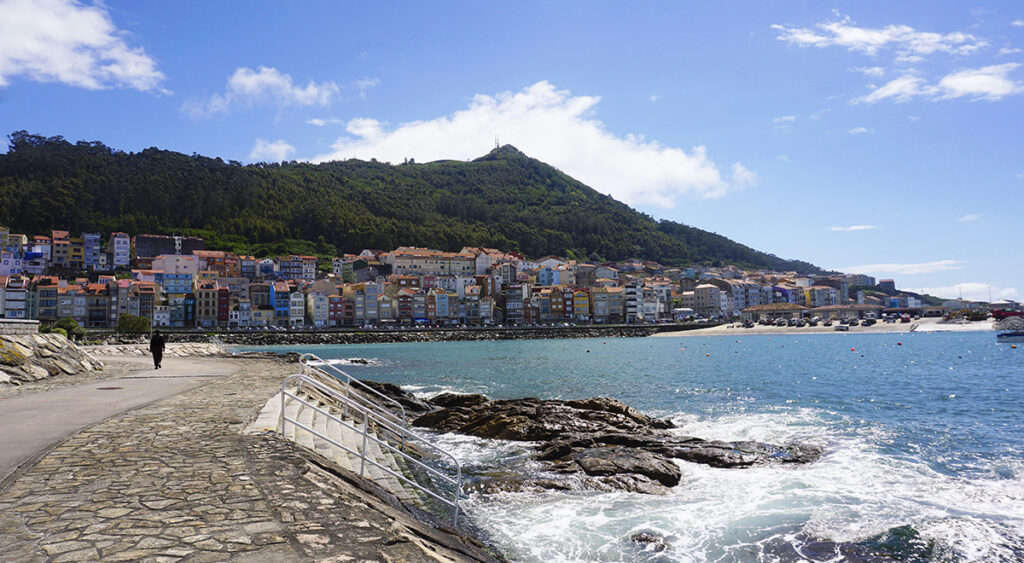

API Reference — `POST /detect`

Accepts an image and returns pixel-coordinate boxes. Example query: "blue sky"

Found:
[1,1,1021,301]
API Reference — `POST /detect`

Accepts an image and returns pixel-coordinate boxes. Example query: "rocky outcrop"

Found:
[0,334,102,385]
[84,342,230,358]
[362,386,824,495]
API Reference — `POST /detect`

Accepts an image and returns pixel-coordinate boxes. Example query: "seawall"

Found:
[87,323,716,346]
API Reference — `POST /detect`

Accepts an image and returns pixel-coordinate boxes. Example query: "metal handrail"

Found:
[299,353,407,429]
[283,374,461,485]
[280,373,463,525]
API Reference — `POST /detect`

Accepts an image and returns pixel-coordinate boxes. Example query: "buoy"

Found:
[897,342,902,346]
[1013,345,1018,349]
[706,354,710,357]
[851,348,855,352]
[586,350,590,353]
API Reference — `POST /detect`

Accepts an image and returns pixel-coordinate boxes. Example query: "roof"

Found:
[742,303,807,312]
[809,304,884,311]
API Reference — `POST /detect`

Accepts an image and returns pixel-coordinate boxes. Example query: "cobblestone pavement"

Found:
[0,358,502,562]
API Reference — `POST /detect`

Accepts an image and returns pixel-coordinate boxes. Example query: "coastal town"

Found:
[0,228,1016,330]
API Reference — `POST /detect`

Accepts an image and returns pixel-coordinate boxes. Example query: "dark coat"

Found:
[149,333,165,354]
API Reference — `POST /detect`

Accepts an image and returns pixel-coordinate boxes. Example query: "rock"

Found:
[0,342,28,366]
[429,393,488,409]
[630,531,668,552]
[25,364,50,380]
[0,369,11,384]
[572,446,681,487]
[405,388,824,495]
[412,408,471,431]
[356,381,434,413]
[564,397,674,430]
[660,439,823,468]
[0,334,101,385]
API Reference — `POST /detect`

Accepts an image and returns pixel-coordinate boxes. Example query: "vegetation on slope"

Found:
[0,131,824,272]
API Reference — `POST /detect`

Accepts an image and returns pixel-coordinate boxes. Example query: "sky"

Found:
[0,1,1021,302]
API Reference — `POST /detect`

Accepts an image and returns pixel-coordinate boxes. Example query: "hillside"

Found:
[0,131,825,272]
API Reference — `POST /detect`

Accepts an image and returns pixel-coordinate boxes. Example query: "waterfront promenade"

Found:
[0,351,499,562]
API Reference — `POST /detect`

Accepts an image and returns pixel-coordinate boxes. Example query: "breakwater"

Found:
[87,323,714,346]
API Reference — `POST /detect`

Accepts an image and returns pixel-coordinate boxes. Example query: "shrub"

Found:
[51,327,68,338]
[70,326,87,341]
[116,314,151,334]
[55,317,80,333]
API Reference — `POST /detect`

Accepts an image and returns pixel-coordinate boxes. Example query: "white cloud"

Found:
[907,115,920,121]
[830,224,881,232]
[649,94,661,102]
[937,63,1023,100]
[906,282,1018,301]
[1012,20,1024,27]
[855,64,1023,103]
[313,81,754,207]
[845,126,873,134]
[853,66,885,77]
[0,0,165,91]
[999,46,1022,56]
[772,114,797,131]
[355,77,379,99]
[773,14,985,58]
[855,74,930,103]
[776,154,790,162]
[181,66,339,118]
[249,138,295,162]
[843,259,962,275]
[957,213,982,222]
[307,117,345,127]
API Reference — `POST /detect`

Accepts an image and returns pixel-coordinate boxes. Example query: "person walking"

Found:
[149,330,165,369]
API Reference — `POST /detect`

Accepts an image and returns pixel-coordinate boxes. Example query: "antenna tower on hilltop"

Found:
[495,135,500,149]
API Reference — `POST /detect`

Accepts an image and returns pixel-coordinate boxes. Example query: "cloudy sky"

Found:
[1,1,1021,301]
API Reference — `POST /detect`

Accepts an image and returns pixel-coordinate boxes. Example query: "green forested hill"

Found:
[0,131,824,272]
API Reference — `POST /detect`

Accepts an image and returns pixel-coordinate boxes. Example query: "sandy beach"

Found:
[654,316,995,337]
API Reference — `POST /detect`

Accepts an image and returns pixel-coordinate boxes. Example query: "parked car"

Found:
[834,324,849,331]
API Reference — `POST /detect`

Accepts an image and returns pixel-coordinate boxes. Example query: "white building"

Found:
[289,292,306,327]
[305,292,329,327]
[109,233,131,268]
[153,305,171,327]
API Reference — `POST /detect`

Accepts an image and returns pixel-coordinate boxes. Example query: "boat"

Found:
[995,317,1024,342]
[997,331,1024,343]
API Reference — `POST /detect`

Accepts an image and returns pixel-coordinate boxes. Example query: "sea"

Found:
[241,330,1024,562]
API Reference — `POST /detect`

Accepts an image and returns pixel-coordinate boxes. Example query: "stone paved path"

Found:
[0,356,502,562]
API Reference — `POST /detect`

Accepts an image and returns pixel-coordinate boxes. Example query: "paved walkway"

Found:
[0,355,501,562]
[0,357,237,486]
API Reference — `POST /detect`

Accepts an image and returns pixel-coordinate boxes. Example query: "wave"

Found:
[459,408,1024,562]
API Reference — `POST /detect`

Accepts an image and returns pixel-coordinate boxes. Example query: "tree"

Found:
[116,314,151,334]
[55,317,80,333]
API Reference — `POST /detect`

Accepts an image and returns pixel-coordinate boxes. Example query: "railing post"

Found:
[279,384,286,434]
[359,413,369,478]
[454,466,462,526]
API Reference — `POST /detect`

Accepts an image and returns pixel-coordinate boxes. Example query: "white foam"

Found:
[460,410,1024,562]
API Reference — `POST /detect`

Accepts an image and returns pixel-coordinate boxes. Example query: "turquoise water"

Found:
[244,331,1024,561]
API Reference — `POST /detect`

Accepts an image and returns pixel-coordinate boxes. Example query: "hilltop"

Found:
[0,131,824,272]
